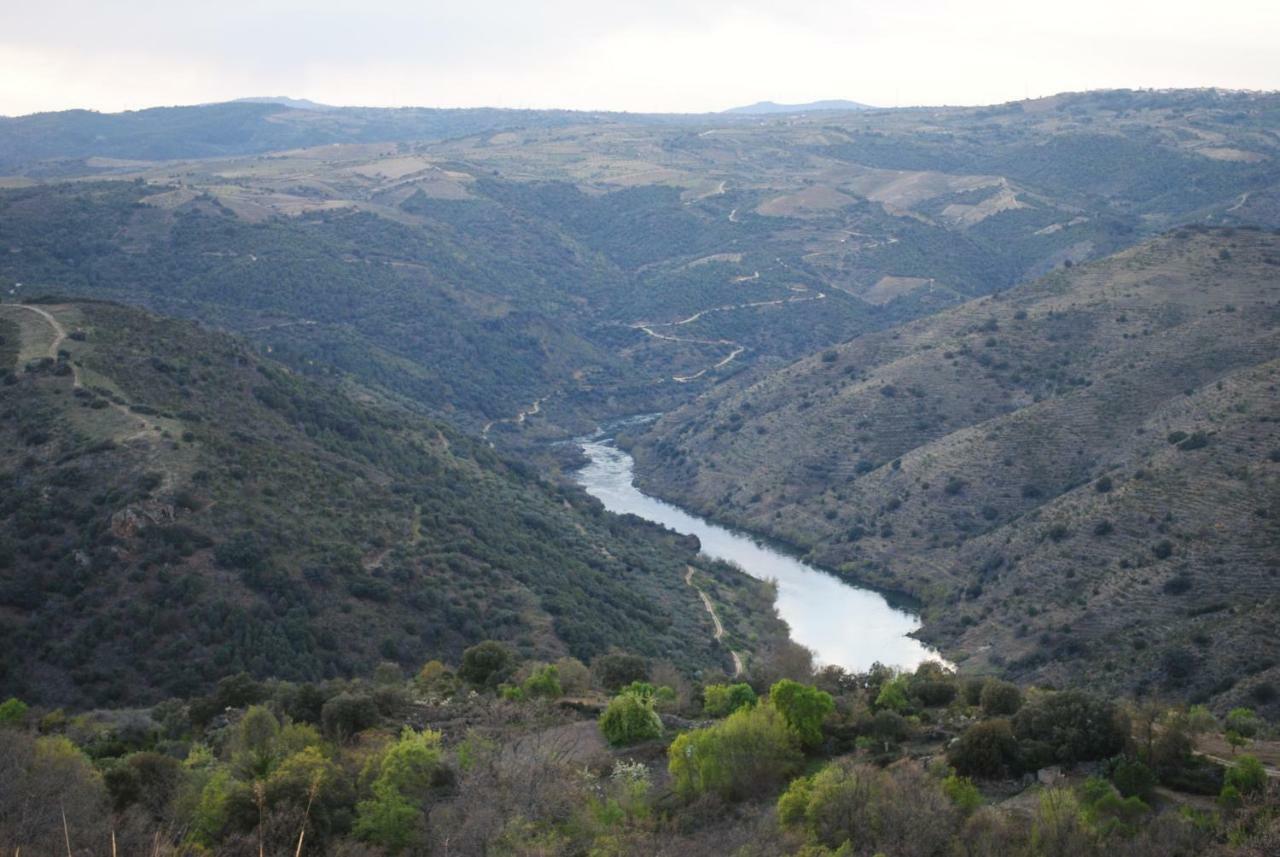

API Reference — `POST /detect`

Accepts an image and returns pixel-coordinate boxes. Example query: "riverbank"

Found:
[575,435,944,673]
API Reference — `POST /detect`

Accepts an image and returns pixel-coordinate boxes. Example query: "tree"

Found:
[979,680,1022,716]
[1224,707,1259,755]
[874,675,910,713]
[770,680,835,749]
[592,652,649,692]
[668,703,802,801]
[1111,757,1156,800]
[702,682,757,717]
[321,692,379,742]
[459,640,514,687]
[1011,691,1128,765]
[0,697,28,726]
[520,664,563,699]
[599,692,662,746]
[1030,788,1098,857]
[354,728,446,852]
[948,719,1019,778]
[231,705,281,779]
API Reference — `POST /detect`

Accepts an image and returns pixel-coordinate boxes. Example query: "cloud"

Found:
[1,0,1277,115]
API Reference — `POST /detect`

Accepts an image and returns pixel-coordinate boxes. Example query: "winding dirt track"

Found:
[630,287,826,383]
[685,566,744,677]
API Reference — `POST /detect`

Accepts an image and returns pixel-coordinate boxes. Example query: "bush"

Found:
[769,680,835,749]
[0,697,29,725]
[979,680,1022,716]
[943,774,983,814]
[520,664,562,699]
[948,719,1019,778]
[913,679,958,708]
[321,692,379,741]
[592,652,649,691]
[779,760,959,853]
[1111,757,1156,800]
[668,703,802,801]
[599,692,662,746]
[1012,690,1128,765]
[458,640,514,687]
[702,682,757,717]
[1225,755,1266,796]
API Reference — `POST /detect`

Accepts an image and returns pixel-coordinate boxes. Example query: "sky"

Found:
[2,0,1278,116]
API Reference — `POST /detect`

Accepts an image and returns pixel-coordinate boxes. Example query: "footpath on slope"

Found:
[684,566,744,677]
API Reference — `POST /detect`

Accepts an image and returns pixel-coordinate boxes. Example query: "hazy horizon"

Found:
[3,0,1279,117]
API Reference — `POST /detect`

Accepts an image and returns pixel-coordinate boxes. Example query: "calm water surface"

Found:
[575,432,942,672]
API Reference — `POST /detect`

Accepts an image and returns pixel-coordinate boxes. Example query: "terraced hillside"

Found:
[0,300,777,706]
[631,227,1280,713]
[2,90,1277,438]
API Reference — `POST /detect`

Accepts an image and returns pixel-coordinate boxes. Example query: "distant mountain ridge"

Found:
[724,99,875,114]
[230,95,335,111]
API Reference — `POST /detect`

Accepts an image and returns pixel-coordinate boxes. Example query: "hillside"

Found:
[0,299,778,707]
[1,89,1276,440]
[631,227,1280,713]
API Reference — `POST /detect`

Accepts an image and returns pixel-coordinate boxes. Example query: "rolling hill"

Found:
[630,227,1280,713]
[0,299,776,706]
[1,90,1276,442]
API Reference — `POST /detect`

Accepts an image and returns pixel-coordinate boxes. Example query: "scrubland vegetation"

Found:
[2,645,1276,855]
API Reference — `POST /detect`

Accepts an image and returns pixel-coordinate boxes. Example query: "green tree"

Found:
[354,728,446,852]
[521,664,563,699]
[948,719,1019,778]
[1224,707,1259,755]
[230,705,281,779]
[0,697,28,725]
[668,703,802,801]
[1012,690,1128,765]
[702,682,757,717]
[770,680,835,749]
[874,675,910,713]
[458,640,514,687]
[979,680,1022,716]
[592,653,649,691]
[599,692,662,746]
[321,692,379,742]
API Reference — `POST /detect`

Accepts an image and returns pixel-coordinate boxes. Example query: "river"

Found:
[575,432,942,673]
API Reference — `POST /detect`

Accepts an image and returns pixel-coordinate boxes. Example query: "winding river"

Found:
[575,430,942,673]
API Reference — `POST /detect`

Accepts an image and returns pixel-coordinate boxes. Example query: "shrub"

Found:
[1012,690,1128,765]
[874,676,910,713]
[913,679,958,708]
[769,680,835,749]
[0,697,29,725]
[592,652,649,691]
[980,680,1022,716]
[779,760,959,853]
[599,692,662,746]
[948,719,1019,778]
[321,692,379,742]
[1224,756,1266,796]
[458,640,514,687]
[354,727,447,852]
[702,682,757,717]
[668,703,802,801]
[520,664,562,699]
[943,774,984,814]
[1112,757,1156,800]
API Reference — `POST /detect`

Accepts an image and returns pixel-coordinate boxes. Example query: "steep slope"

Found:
[0,300,770,707]
[632,227,1280,712]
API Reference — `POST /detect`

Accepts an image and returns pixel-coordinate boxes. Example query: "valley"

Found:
[1,85,1279,856]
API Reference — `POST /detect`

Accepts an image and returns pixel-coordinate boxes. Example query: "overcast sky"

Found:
[2,0,1278,116]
